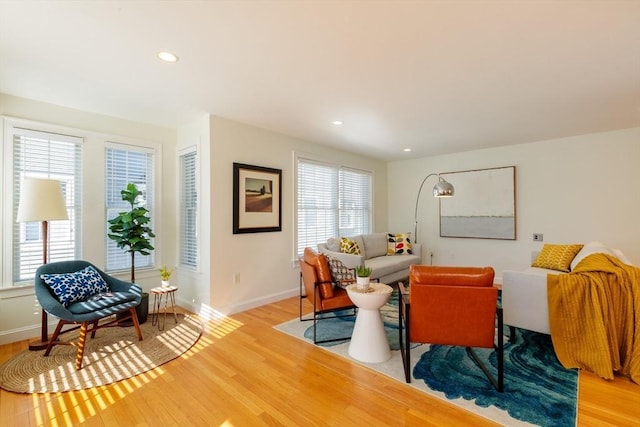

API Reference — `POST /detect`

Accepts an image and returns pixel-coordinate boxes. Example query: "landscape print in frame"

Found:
[233,162,282,234]
[439,166,516,239]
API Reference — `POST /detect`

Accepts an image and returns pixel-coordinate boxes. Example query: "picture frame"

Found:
[439,166,516,240]
[233,163,282,234]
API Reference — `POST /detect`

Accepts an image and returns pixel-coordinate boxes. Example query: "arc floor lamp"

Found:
[413,173,454,243]
[17,178,69,351]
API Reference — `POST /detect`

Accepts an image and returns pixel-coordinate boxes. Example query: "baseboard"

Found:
[176,288,299,319]
[1,290,299,345]
[0,321,57,346]
[0,301,154,346]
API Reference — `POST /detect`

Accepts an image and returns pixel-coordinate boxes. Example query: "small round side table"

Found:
[346,283,393,363]
[150,286,178,331]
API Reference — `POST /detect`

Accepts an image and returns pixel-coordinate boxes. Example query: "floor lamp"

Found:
[16,178,69,351]
[413,173,454,243]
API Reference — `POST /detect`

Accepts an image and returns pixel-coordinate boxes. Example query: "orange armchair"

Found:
[299,247,357,344]
[399,265,503,391]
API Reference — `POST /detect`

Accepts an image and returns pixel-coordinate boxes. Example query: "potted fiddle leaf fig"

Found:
[107,182,155,283]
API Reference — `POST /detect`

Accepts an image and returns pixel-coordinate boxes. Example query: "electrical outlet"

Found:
[233,273,240,284]
[533,233,543,242]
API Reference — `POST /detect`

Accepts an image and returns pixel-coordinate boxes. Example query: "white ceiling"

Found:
[1,1,639,160]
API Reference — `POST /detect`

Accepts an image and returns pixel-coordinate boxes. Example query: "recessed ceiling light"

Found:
[157,51,179,63]
[403,148,412,152]
[331,120,343,126]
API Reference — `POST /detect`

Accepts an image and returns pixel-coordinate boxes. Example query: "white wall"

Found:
[175,115,211,314]
[388,127,640,281]
[204,115,388,314]
[0,94,177,344]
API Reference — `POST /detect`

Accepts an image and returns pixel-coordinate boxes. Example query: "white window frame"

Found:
[295,154,373,259]
[2,119,83,289]
[179,147,198,269]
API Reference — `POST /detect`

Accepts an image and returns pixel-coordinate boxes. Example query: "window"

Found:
[179,149,198,268]
[105,144,155,272]
[12,128,82,283]
[296,158,372,256]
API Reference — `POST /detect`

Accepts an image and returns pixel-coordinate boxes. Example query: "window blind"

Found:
[179,150,198,268]
[296,158,372,257]
[12,128,82,282]
[339,168,372,237]
[105,144,155,272]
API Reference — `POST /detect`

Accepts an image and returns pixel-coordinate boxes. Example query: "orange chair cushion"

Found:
[320,287,353,311]
[303,247,334,299]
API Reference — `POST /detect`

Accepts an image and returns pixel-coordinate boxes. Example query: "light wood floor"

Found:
[1,297,639,426]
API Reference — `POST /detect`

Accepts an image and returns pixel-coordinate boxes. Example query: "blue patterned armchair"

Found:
[34,260,143,369]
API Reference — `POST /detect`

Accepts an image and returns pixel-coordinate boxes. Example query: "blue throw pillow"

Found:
[41,266,110,307]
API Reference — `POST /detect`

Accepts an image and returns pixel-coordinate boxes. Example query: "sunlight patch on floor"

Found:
[198,304,244,340]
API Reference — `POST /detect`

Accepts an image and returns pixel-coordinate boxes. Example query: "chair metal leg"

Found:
[467,308,505,392]
[497,308,504,392]
[299,272,306,321]
[399,296,411,383]
[299,272,357,345]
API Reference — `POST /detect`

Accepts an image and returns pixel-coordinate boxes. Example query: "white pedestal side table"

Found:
[346,283,393,363]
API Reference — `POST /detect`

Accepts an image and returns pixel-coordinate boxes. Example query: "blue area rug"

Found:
[275,292,578,427]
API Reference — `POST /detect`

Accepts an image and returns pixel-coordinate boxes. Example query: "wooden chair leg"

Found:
[130,308,143,341]
[90,319,99,338]
[75,322,89,370]
[44,321,65,356]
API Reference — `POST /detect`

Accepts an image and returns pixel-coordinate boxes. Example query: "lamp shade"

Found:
[16,178,69,222]
[433,178,454,197]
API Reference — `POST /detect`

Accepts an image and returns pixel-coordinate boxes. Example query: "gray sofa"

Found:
[317,232,422,284]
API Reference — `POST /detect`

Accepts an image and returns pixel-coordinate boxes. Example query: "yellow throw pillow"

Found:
[340,237,361,255]
[532,243,584,272]
[387,232,413,255]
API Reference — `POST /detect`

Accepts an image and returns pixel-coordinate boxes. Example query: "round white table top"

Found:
[346,282,392,295]
[346,283,393,310]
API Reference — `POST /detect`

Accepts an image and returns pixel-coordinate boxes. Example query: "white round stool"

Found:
[346,283,393,363]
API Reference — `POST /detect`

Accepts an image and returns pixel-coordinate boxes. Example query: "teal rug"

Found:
[275,293,578,427]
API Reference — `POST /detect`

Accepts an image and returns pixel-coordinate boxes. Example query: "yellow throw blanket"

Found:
[548,253,640,384]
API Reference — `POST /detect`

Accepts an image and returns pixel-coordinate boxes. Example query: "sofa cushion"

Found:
[304,247,334,299]
[353,235,366,257]
[362,233,388,259]
[326,237,341,252]
[532,243,583,272]
[40,265,110,307]
[387,232,413,255]
[366,253,421,279]
[340,237,362,255]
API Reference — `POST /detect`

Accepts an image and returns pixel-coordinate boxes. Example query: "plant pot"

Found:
[161,280,171,288]
[118,292,149,326]
[356,276,371,291]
